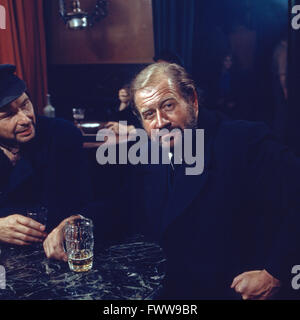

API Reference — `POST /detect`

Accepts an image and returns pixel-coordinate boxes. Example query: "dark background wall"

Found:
[45,0,154,64]
[46,63,147,120]
[192,0,288,125]
[43,0,154,121]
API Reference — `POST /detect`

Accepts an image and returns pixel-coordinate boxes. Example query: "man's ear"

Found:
[192,89,199,118]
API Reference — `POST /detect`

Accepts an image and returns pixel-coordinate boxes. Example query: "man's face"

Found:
[0,93,36,146]
[134,78,198,148]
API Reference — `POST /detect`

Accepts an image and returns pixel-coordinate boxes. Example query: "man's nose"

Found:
[17,110,31,125]
[154,109,170,129]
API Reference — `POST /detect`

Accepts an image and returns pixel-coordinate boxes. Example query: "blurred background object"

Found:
[59,0,108,30]
[43,93,56,118]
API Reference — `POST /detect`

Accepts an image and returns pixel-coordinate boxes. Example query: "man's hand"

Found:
[0,214,47,245]
[231,269,281,300]
[43,215,81,262]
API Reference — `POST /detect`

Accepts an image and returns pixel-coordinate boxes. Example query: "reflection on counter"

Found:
[0,235,166,300]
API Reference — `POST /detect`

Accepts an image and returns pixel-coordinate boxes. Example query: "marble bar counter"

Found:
[0,235,166,300]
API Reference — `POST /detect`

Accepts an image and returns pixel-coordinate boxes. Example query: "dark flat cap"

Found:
[0,64,26,109]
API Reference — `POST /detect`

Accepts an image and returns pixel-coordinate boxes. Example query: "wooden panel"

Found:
[47,0,154,64]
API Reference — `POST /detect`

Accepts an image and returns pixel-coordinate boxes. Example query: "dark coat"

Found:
[121,107,300,299]
[0,116,91,231]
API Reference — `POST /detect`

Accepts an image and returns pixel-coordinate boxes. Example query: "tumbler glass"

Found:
[64,217,94,272]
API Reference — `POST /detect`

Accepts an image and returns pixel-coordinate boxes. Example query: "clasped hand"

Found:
[231,269,281,300]
[0,214,47,245]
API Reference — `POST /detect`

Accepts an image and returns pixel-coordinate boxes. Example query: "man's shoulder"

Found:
[202,110,275,164]
[36,116,82,146]
[216,117,272,146]
[199,108,271,145]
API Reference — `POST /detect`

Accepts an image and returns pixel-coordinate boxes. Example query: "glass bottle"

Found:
[43,94,55,118]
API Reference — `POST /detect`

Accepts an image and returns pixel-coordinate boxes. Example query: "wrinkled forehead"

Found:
[135,78,180,105]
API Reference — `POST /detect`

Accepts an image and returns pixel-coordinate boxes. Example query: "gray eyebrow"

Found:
[141,107,153,113]
[141,97,176,114]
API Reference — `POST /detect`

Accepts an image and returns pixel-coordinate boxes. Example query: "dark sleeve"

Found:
[264,152,300,282]
[245,123,300,282]
[0,152,12,217]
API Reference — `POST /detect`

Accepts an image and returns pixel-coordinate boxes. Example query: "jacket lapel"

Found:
[160,108,221,236]
[140,162,169,221]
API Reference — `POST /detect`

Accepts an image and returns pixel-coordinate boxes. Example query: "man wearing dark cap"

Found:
[0,64,90,260]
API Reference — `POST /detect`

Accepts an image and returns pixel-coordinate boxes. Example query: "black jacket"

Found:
[119,107,300,299]
[0,116,91,231]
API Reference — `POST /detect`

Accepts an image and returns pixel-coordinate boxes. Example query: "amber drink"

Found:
[64,217,94,272]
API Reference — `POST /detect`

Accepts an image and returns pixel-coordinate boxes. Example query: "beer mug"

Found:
[64,217,94,272]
